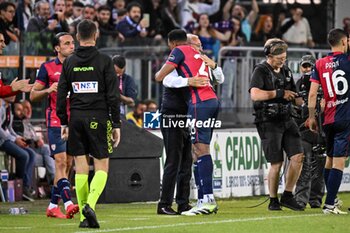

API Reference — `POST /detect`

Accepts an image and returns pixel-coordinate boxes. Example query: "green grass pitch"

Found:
[0,193,349,233]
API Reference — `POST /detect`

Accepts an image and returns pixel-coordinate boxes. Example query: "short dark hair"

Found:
[126,2,142,13]
[327,28,348,47]
[98,5,111,13]
[52,32,71,48]
[168,29,187,43]
[77,19,97,41]
[73,1,84,8]
[112,55,126,69]
[0,2,15,11]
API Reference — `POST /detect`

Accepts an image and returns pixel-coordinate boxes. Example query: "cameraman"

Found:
[294,55,326,209]
[249,38,304,211]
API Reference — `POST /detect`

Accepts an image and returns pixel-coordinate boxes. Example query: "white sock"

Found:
[48,203,58,210]
[64,200,73,210]
[203,194,215,203]
[324,204,334,209]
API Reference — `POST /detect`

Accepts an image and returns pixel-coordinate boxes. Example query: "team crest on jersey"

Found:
[72,82,98,93]
[51,144,56,151]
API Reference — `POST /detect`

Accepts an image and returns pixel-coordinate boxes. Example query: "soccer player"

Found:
[56,19,121,228]
[155,29,222,215]
[308,28,350,214]
[0,32,32,97]
[30,32,79,219]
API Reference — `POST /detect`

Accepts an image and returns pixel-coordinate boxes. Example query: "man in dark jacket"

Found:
[112,54,137,116]
[57,19,121,228]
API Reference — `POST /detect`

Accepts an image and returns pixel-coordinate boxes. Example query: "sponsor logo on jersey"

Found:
[168,54,175,61]
[72,81,98,93]
[73,66,94,72]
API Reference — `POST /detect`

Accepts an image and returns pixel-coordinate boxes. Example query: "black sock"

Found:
[283,190,293,198]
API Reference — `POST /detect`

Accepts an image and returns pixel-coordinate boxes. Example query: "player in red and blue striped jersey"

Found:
[308,28,350,214]
[30,32,79,219]
[156,30,223,215]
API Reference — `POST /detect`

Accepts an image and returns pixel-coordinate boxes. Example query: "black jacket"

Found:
[57,46,121,128]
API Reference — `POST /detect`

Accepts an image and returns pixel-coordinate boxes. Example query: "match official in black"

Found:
[249,38,304,211]
[57,19,121,228]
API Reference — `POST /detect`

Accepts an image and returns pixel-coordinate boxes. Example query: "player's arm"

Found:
[30,82,57,102]
[30,64,55,102]
[155,63,175,82]
[307,82,319,120]
[163,69,208,88]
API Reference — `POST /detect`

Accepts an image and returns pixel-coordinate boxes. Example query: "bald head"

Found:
[187,34,202,52]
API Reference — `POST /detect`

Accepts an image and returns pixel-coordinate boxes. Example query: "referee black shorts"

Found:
[256,119,303,163]
[68,114,113,159]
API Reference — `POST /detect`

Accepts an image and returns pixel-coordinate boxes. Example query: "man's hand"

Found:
[200,54,216,69]
[283,90,298,101]
[15,137,27,148]
[48,82,58,93]
[307,117,318,133]
[61,126,69,141]
[112,128,121,148]
[10,78,30,92]
[188,76,209,87]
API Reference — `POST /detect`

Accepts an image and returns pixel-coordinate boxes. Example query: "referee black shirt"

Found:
[57,46,121,128]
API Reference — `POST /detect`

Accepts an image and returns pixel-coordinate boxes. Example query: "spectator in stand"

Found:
[108,0,126,26]
[112,55,137,117]
[116,2,148,41]
[70,5,96,34]
[343,17,350,36]
[143,0,163,40]
[15,0,34,31]
[64,0,74,25]
[126,101,146,128]
[97,5,124,48]
[193,13,230,59]
[251,14,275,46]
[222,0,259,43]
[178,0,220,29]
[13,101,55,185]
[160,0,180,39]
[144,99,157,112]
[224,16,246,48]
[0,2,19,45]
[27,0,68,55]
[72,1,84,21]
[52,0,70,33]
[282,6,315,48]
[0,97,36,202]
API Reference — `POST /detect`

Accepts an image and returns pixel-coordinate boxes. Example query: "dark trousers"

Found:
[295,140,326,207]
[159,126,192,207]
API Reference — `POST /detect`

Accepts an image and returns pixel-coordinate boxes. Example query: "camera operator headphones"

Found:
[264,41,287,56]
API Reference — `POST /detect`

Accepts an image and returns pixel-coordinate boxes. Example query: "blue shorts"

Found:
[188,98,220,144]
[48,127,67,157]
[323,120,350,157]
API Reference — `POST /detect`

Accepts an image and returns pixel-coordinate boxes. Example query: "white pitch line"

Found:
[75,213,324,233]
[0,227,32,230]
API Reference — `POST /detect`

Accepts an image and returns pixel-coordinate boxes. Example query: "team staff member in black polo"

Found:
[249,38,304,211]
[57,19,121,228]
